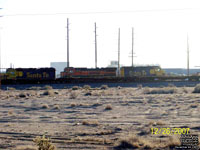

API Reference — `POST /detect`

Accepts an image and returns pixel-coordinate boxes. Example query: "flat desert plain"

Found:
[0,85,200,150]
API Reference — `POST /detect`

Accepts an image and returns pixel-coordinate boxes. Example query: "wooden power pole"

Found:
[187,34,189,76]
[67,18,69,68]
[95,22,97,68]
[132,27,134,67]
[118,28,120,77]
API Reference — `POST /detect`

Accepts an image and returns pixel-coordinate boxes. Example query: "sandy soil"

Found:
[0,85,200,150]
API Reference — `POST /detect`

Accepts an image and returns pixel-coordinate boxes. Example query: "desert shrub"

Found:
[167,136,181,149]
[92,91,101,96]
[182,87,189,93]
[43,85,53,90]
[114,135,152,149]
[144,87,177,94]
[69,92,78,99]
[100,84,108,90]
[82,120,99,126]
[43,90,54,96]
[19,93,27,98]
[41,104,49,109]
[27,86,41,90]
[83,85,91,90]
[33,135,56,150]
[7,87,16,90]
[70,103,76,107]
[72,86,79,90]
[148,120,166,126]
[84,92,92,96]
[8,110,14,115]
[53,104,60,110]
[114,135,180,149]
[193,84,200,93]
[143,87,150,94]
[190,103,198,108]
[137,84,143,89]
[168,83,176,87]
[105,104,112,110]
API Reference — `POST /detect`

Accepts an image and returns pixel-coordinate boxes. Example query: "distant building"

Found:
[107,61,123,68]
[50,62,68,77]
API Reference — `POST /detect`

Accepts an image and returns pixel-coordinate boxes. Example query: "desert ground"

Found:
[0,84,200,150]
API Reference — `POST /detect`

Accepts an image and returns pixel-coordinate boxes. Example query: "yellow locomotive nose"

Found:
[6,68,17,79]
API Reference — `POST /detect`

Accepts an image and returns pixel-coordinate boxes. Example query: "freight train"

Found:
[60,66,165,78]
[0,65,165,81]
[60,67,117,78]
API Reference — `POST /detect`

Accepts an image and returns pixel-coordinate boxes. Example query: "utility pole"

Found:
[0,28,1,90]
[131,27,134,67]
[187,34,189,76]
[0,10,2,90]
[118,28,120,77]
[67,18,69,68]
[94,22,97,68]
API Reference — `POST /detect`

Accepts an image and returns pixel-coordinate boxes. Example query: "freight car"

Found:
[60,67,117,78]
[5,68,56,80]
[120,66,165,77]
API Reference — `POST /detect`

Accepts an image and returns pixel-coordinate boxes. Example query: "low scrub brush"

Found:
[33,135,56,150]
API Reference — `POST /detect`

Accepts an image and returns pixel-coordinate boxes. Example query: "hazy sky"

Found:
[1,0,200,69]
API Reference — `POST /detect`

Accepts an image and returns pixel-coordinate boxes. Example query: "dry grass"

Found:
[15,145,37,150]
[71,136,112,145]
[114,135,181,149]
[82,120,99,126]
[148,120,166,126]
[167,136,181,149]
[33,135,56,150]
[143,87,177,94]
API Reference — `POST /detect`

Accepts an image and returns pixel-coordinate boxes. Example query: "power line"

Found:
[2,8,200,17]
